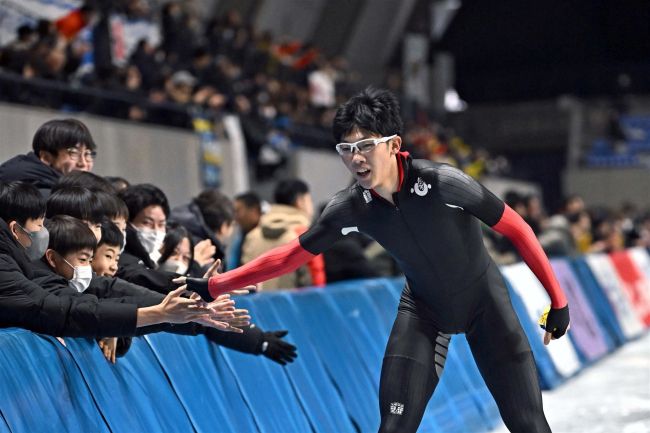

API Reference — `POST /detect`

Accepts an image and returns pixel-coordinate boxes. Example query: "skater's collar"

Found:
[369,151,410,200]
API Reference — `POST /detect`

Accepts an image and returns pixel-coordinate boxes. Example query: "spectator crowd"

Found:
[0,1,505,180]
[0,118,297,365]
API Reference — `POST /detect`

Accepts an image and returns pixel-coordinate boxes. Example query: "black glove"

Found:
[115,337,133,358]
[260,330,297,366]
[185,277,211,301]
[541,305,570,339]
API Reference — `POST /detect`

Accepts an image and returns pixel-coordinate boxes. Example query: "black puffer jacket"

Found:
[0,218,138,337]
[0,152,61,194]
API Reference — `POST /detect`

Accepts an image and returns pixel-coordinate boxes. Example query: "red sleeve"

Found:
[294,226,326,287]
[492,205,568,308]
[208,238,314,297]
[307,254,327,287]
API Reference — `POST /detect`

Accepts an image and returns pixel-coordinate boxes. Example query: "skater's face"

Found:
[338,128,401,190]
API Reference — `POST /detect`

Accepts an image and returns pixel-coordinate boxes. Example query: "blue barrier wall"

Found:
[0,252,649,433]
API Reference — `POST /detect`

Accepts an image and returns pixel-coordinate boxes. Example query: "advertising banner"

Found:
[627,247,650,285]
[501,263,581,378]
[608,251,650,326]
[550,259,609,361]
[585,254,644,338]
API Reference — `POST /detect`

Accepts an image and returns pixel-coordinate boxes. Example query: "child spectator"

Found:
[92,220,124,277]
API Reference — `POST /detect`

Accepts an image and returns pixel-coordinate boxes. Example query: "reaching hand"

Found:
[539,304,570,345]
[194,239,217,267]
[98,337,118,364]
[189,291,251,333]
[202,259,222,278]
[158,285,213,324]
[261,330,297,366]
[174,259,256,301]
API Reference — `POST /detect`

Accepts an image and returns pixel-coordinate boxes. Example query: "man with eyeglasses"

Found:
[180,87,570,433]
[0,118,97,195]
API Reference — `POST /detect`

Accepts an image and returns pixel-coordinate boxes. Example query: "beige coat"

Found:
[242,204,313,291]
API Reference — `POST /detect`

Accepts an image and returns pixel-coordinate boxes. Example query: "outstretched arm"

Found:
[492,205,567,308]
[182,191,352,300]
[190,238,315,299]
[491,205,570,345]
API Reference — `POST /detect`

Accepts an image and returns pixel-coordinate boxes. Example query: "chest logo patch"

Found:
[410,177,432,197]
[362,190,372,203]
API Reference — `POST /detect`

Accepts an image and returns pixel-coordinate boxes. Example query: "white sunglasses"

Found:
[335,134,397,156]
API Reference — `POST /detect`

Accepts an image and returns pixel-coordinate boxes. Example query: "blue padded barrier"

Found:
[111,337,197,430]
[252,293,358,433]
[322,287,386,383]
[144,332,259,433]
[325,280,392,352]
[364,278,401,331]
[215,296,314,433]
[62,336,194,433]
[3,247,650,433]
[0,330,108,433]
[0,412,10,433]
[287,290,380,432]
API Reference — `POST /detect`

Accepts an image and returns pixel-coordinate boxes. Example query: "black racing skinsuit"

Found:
[300,154,551,433]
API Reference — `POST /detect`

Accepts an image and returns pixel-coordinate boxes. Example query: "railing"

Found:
[0,71,334,148]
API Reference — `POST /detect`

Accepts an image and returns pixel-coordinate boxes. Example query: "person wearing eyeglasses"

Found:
[179,87,570,433]
[0,118,97,195]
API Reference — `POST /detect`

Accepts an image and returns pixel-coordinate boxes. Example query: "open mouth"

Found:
[356,168,371,179]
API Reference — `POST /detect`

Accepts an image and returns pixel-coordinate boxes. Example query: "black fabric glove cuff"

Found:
[185,277,211,301]
[546,304,570,339]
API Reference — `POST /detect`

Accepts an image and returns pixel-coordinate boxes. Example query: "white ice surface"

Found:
[492,332,650,433]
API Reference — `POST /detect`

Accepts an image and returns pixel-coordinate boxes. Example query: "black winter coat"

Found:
[0,152,61,194]
[0,218,138,337]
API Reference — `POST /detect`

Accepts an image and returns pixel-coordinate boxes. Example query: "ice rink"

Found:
[493,332,650,433]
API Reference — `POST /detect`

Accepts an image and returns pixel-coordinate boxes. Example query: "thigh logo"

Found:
[389,402,404,415]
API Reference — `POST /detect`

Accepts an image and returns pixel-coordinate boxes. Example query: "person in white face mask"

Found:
[41,220,97,293]
[119,184,168,266]
[131,203,166,265]
[117,184,178,293]
[157,225,195,276]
